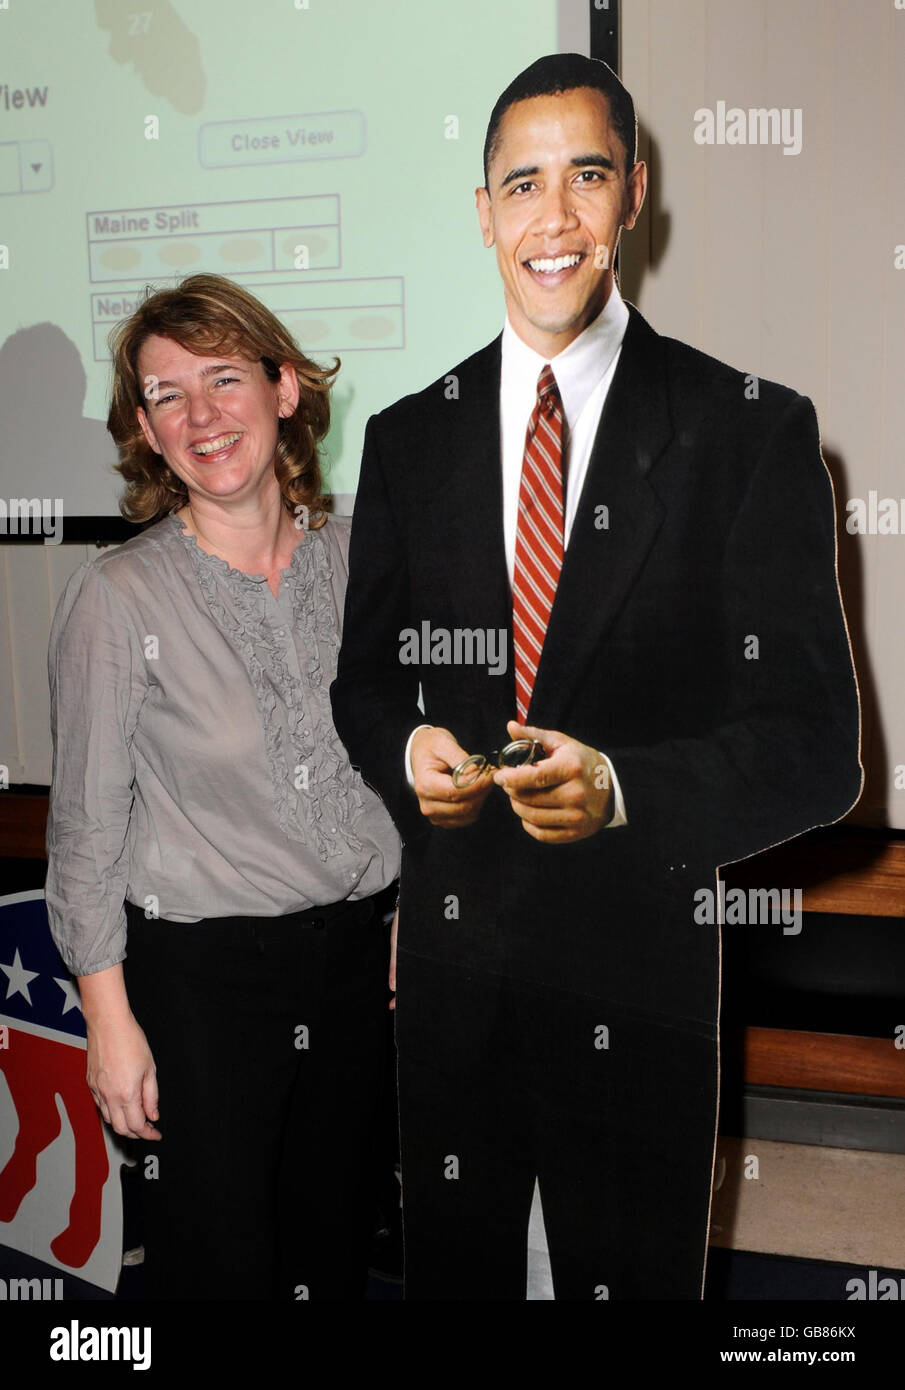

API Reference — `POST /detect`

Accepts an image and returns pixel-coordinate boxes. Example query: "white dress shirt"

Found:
[406,283,630,827]
[500,281,628,574]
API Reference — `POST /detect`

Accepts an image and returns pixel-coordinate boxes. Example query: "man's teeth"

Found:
[527,253,582,273]
[191,433,241,456]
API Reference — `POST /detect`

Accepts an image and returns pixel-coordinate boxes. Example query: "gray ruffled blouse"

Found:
[45,510,401,976]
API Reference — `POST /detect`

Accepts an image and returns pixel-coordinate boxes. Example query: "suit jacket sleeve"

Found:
[331,414,428,846]
[607,392,862,869]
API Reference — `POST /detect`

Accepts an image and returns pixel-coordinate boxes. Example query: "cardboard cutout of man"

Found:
[331,54,861,1300]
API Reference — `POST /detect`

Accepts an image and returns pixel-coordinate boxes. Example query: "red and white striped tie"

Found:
[512,364,564,722]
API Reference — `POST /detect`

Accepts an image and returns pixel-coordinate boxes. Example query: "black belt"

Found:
[125,880,398,931]
[284,880,398,930]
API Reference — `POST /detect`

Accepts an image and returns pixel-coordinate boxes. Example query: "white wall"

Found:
[621,0,905,827]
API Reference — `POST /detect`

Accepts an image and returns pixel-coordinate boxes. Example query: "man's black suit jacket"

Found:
[331,302,862,1029]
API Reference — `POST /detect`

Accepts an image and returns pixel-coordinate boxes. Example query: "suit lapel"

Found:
[527,304,674,729]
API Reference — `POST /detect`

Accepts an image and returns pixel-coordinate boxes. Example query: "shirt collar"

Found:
[501,280,630,428]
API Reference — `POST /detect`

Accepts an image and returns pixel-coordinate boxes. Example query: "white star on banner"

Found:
[1,948,39,1005]
[54,977,82,1015]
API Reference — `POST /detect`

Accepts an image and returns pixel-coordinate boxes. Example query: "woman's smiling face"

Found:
[135,335,299,507]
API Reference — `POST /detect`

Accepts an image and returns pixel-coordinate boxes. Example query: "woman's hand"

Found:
[86,1015,161,1140]
[389,906,398,1011]
[78,963,161,1140]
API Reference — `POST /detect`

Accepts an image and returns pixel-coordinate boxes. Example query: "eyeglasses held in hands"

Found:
[451,738,545,790]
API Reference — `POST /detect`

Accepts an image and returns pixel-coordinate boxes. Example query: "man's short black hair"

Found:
[482,53,637,188]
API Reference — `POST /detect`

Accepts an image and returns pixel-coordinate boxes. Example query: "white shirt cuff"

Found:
[405,724,433,789]
[597,753,628,827]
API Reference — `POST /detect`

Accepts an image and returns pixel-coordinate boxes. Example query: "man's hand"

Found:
[410,726,494,828]
[493,720,614,843]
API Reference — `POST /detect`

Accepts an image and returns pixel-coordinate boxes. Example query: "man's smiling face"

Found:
[476,86,646,357]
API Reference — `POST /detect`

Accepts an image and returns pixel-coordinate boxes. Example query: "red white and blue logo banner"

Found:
[0,891,126,1292]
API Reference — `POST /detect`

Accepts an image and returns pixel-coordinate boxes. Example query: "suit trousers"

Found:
[123,886,395,1300]
[395,949,719,1300]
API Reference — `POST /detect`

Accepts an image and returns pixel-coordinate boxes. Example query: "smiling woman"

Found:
[44,274,401,1301]
[133,339,298,528]
[107,273,333,532]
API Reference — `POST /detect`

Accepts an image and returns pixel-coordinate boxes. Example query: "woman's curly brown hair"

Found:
[107,273,338,525]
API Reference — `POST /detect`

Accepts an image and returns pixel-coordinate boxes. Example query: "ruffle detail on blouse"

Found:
[169,512,365,861]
